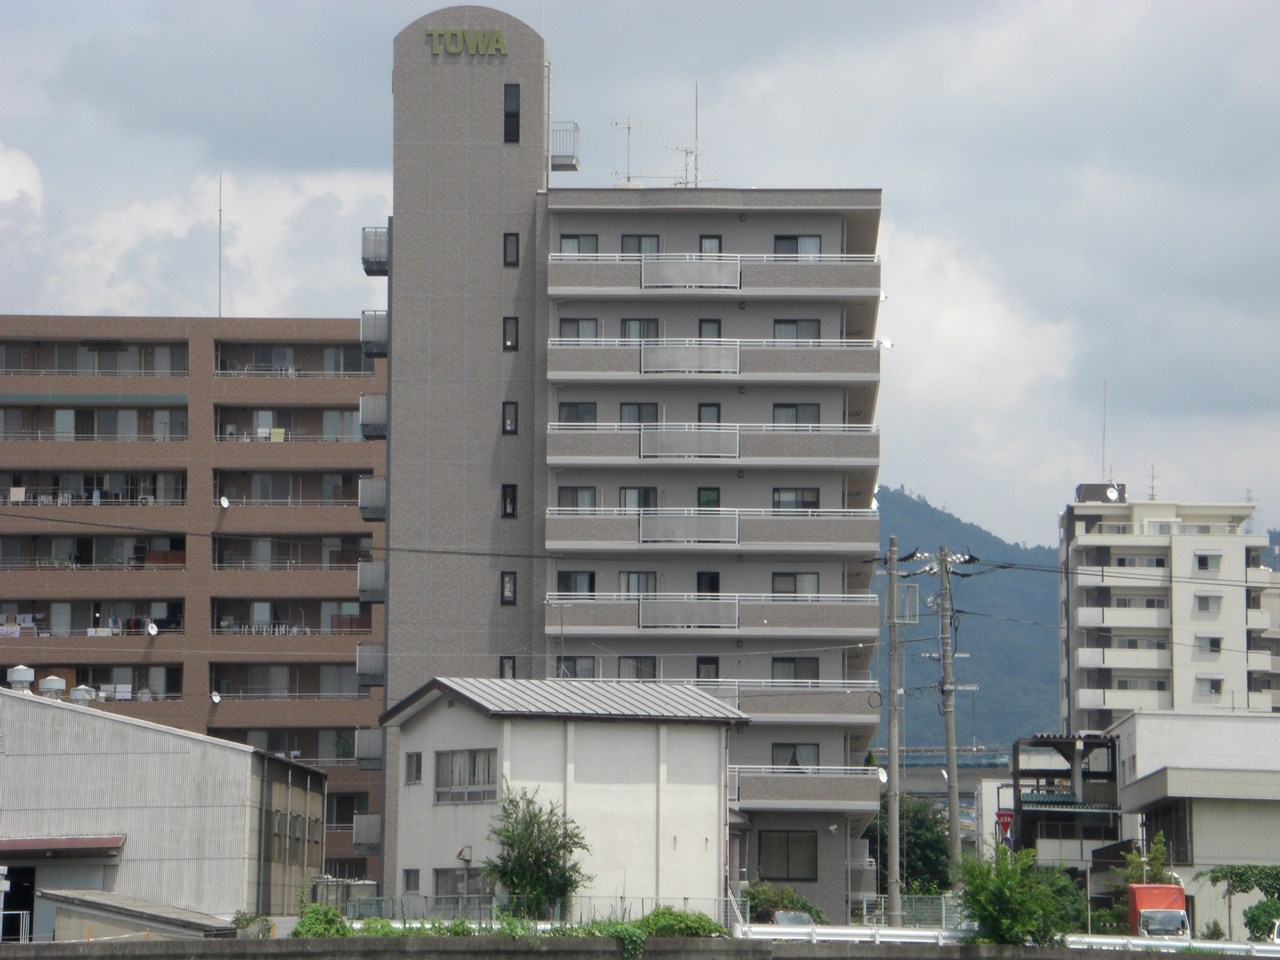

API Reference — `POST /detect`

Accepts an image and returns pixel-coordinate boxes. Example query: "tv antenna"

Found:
[611,116,652,184]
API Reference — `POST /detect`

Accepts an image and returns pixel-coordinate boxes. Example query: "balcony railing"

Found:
[213,430,362,442]
[362,227,389,276]
[212,560,361,571]
[551,120,580,171]
[361,310,388,357]
[729,764,881,809]
[0,431,186,442]
[545,592,878,633]
[548,252,880,292]
[2,488,184,507]
[213,364,373,378]
[545,507,877,549]
[546,422,878,462]
[0,367,188,378]
[547,337,881,379]
[211,620,371,636]
[209,496,357,507]
[0,558,185,572]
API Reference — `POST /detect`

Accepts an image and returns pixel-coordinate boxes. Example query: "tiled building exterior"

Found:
[371,7,884,919]
[0,314,387,882]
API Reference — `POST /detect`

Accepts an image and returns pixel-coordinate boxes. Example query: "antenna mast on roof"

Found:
[1148,464,1158,501]
[218,174,223,319]
[611,116,652,184]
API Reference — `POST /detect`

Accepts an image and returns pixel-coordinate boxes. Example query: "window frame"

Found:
[500,571,517,606]
[618,654,657,679]
[773,235,821,257]
[774,319,821,340]
[698,403,721,424]
[696,656,720,680]
[503,83,520,143]
[621,318,660,340]
[556,570,596,593]
[620,402,658,424]
[772,656,819,681]
[559,234,598,254]
[503,233,519,267]
[758,829,818,882]
[403,869,421,894]
[560,318,598,338]
[558,486,597,508]
[773,402,820,425]
[621,234,660,255]
[699,235,722,254]
[697,487,721,509]
[620,486,658,509]
[499,655,516,678]
[434,748,498,804]
[698,318,721,339]
[557,401,597,424]
[773,572,819,596]
[502,317,519,351]
[405,751,423,785]
[556,654,596,678]
[500,484,517,518]
[501,401,518,435]
[773,487,820,510]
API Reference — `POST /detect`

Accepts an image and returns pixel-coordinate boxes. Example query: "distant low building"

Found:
[0,684,325,941]
[382,677,744,921]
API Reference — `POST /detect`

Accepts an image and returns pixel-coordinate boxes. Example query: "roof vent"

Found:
[70,685,97,705]
[7,664,35,691]
[39,676,67,699]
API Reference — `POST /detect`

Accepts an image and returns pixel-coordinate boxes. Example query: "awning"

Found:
[0,836,124,857]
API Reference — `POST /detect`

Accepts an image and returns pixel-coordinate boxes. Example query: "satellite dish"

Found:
[210,691,222,704]
[219,495,230,509]
[1105,486,1119,502]
[878,767,888,784]
[870,496,879,511]
[146,622,159,637]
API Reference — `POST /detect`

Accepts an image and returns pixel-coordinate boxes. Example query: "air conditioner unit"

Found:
[138,495,155,506]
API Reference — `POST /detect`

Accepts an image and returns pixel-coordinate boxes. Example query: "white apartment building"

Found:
[1059,482,1273,734]
[363,6,884,921]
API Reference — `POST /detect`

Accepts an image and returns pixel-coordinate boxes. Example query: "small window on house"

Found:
[696,571,720,594]
[620,487,657,509]
[773,235,821,257]
[697,487,720,509]
[699,235,722,254]
[773,572,819,596]
[697,403,721,424]
[772,657,819,681]
[500,571,517,605]
[1198,635,1222,654]
[772,743,819,767]
[560,318,598,338]
[500,484,517,518]
[1196,553,1222,571]
[403,869,420,894]
[773,403,820,425]
[503,233,519,266]
[499,655,516,678]
[501,402,518,435]
[698,318,721,339]
[559,234,598,254]
[620,402,658,424]
[758,830,817,882]
[503,84,520,143]
[558,401,597,423]
[1197,595,1222,613]
[621,234,659,255]
[405,751,423,784]
[435,748,498,803]
[558,486,596,508]
[556,655,595,678]
[621,318,659,340]
[619,655,657,679]
[1199,677,1224,696]
[556,570,595,593]
[696,656,720,680]
[774,319,821,339]
[621,571,657,595]
[502,317,519,351]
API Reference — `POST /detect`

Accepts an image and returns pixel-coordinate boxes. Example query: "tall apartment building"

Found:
[1059,482,1273,734]
[0,315,387,881]
[368,7,883,919]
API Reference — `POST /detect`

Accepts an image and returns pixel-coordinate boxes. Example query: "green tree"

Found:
[958,845,1085,945]
[1243,897,1280,942]
[1197,864,1259,940]
[742,879,828,925]
[289,902,351,938]
[482,786,592,919]
[1093,831,1175,934]
[862,791,951,894]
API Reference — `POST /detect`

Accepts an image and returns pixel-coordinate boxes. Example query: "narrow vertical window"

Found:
[500,484,517,518]
[502,317,519,350]
[503,233,519,266]
[504,84,520,143]
[502,402,518,435]
[500,571,517,605]
[499,656,516,678]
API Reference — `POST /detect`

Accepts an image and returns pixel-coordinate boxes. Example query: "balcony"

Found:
[1073,565,1170,589]
[545,507,877,555]
[358,476,387,521]
[1075,606,1171,630]
[352,813,382,854]
[359,394,387,439]
[360,310,388,357]
[544,592,878,638]
[548,253,880,299]
[546,422,878,468]
[1074,647,1171,671]
[356,643,385,686]
[358,560,386,602]
[1075,687,1172,711]
[663,678,879,724]
[550,120,580,172]
[728,764,880,812]
[362,227,389,276]
[355,728,384,770]
[546,337,881,383]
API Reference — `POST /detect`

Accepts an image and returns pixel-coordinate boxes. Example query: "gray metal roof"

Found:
[385,677,746,726]
[37,889,236,936]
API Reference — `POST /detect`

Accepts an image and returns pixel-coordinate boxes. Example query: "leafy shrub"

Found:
[957,845,1084,945]
[1244,898,1280,941]
[231,911,272,939]
[290,902,351,938]
[1200,920,1226,940]
[354,917,399,937]
[743,879,829,924]
[429,917,474,937]
[635,906,727,938]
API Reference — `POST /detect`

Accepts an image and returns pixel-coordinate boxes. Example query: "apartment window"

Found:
[696,571,720,594]
[435,866,494,899]
[500,484,517,518]
[500,572,517,606]
[620,487,658,509]
[773,487,820,510]
[405,751,423,785]
[773,572,819,596]
[1199,677,1224,697]
[773,235,821,257]
[503,83,520,143]
[696,656,720,680]
[558,486,597,508]
[774,319,821,339]
[1196,553,1222,571]
[1198,635,1222,654]
[621,318,659,340]
[620,402,658,424]
[699,235,722,254]
[560,318,598,338]
[772,743,819,767]
[499,656,516,678]
[772,656,819,681]
[697,487,720,509]
[559,234,598,254]
[557,570,595,593]
[501,402,518,435]
[403,869,420,894]
[698,318,721,338]
[773,403,820,425]
[621,571,657,595]
[1197,594,1222,613]
[558,401,597,423]
[503,233,519,266]
[758,830,817,882]
[621,234,659,255]
[698,403,721,424]
[502,317,519,350]
[556,655,595,678]
[325,792,369,828]
[435,748,497,803]
[619,655,657,679]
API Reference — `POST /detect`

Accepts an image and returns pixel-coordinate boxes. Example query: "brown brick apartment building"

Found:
[0,314,387,882]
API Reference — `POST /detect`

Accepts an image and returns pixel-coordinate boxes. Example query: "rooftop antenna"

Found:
[611,116,652,184]
[1148,464,1158,501]
[1101,380,1107,480]
[218,173,223,318]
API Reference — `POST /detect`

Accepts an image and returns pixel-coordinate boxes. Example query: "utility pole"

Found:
[939,544,961,865]
[886,537,902,927]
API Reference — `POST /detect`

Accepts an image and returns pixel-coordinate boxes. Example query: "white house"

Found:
[381,677,745,921]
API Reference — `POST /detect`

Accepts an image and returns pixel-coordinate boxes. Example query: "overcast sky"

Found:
[2,0,1276,548]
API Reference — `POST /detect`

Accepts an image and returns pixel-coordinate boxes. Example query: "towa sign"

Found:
[425,28,508,56]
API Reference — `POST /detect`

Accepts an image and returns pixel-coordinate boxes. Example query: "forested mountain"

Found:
[873,485,1061,749]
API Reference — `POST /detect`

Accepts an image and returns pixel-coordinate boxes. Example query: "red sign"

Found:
[995,810,1014,837]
